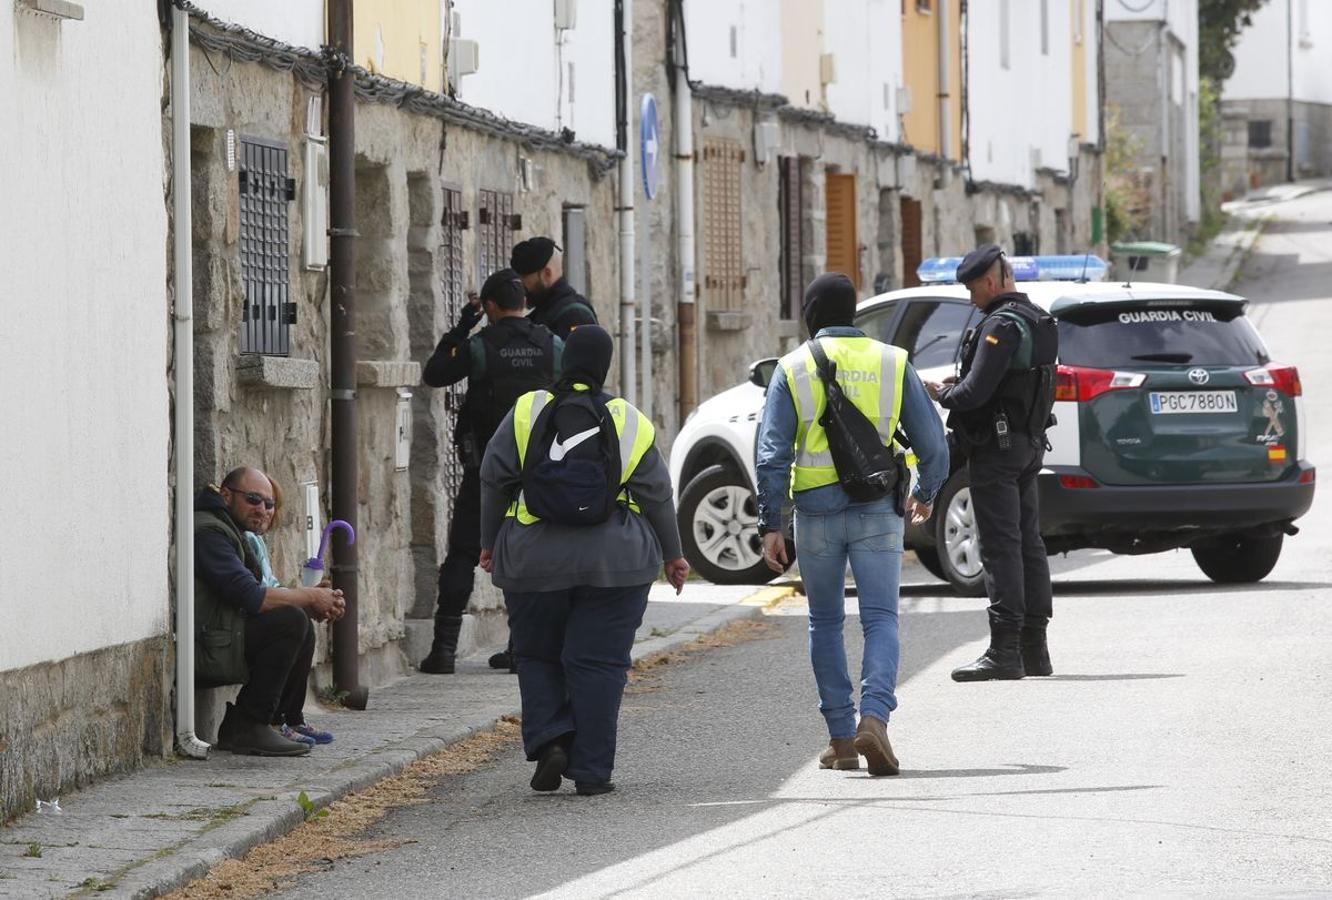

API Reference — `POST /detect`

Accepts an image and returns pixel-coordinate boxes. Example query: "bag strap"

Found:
[807,338,836,385]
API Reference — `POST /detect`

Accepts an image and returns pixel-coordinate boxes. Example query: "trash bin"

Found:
[1110,241,1182,284]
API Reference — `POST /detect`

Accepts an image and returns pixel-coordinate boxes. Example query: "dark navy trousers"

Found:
[504,583,650,785]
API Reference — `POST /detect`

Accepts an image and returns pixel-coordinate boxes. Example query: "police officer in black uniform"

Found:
[925,245,1059,682]
[511,236,598,339]
[418,268,562,674]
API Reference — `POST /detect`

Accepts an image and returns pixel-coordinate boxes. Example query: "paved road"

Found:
[279,193,1332,897]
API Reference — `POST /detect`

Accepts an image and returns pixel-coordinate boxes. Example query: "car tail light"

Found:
[1244,363,1302,397]
[1055,365,1147,402]
[1299,468,1315,484]
[1058,474,1100,490]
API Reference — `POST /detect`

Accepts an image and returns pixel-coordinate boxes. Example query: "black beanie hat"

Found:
[802,273,858,335]
[558,324,614,391]
[510,237,560,276]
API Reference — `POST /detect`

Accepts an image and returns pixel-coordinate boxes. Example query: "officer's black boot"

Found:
[488,638,517,674]
[1019,622,1053,677]
[951,622,1026,682]
[419,616,463,674]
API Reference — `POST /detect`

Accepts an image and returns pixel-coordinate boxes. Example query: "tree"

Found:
[1200,0,1269,83]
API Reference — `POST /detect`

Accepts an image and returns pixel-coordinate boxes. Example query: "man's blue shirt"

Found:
[755,326,950,533]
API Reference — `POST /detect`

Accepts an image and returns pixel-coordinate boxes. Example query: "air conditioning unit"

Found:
[554,0,578,30]
[754,118,780,166]
[819,52,837,85]
[450,39,480,81]
[896,85,912,114]
[303,138,329,270]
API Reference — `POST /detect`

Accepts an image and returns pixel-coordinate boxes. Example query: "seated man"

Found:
[195,467,345,757]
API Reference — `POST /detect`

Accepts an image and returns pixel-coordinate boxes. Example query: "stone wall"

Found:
[1104,19,1191,245]
[0,637,171,823]
[186,52,621,681]
[1220,97,1332,190]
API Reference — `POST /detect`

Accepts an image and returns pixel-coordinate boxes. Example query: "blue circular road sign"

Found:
[640,93,660,200]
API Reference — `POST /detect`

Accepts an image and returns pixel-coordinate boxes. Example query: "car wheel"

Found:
[1192,533,1283,584]
[678,465,781,585]
[912,546,947,582]
[934,470,988,597]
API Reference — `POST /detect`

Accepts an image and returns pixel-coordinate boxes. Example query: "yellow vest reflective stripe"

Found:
[781,337,908,495]
[507,389,656,524]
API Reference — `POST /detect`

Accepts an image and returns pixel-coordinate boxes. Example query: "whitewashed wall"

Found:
[0,3,170,670]
[683,0,782,94]
[967,0,1073,188]
[450,0,616,149]
[1226,0,1332,104]
[824,0,901,142]
[198,0,325,50]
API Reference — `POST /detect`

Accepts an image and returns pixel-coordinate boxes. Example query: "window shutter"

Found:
[825,173,859,289]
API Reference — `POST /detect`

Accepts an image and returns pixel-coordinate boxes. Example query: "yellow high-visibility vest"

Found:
[507,387,656,524]
[780,337,908,495]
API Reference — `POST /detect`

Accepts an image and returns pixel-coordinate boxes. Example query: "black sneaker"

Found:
[530,741,569,792]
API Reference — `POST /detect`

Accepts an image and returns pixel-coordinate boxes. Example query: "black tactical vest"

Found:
[954,295,1059,442]
[461,317,556,447]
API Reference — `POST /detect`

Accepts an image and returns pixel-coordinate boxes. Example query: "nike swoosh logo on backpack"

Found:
[549,426,601,462]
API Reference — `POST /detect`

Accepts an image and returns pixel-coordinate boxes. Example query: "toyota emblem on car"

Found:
[1188,368,1210,385]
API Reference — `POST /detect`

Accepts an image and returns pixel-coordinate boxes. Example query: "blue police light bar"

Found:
[916,254,1109,285]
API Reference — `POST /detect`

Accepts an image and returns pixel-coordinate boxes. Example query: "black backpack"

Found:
[808,340,907,508]
[519,391,623,526]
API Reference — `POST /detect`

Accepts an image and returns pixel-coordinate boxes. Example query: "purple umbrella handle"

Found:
[315,519,357,563]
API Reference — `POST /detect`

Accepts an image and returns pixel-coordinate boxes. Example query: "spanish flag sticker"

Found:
[1268,445,1287,463]
[985,334,1000,345]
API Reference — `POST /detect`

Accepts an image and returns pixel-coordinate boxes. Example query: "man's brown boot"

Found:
[818,738,859,770]
[853,715,899,776]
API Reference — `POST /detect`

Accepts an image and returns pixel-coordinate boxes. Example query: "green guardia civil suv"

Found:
[669,259,1315,594]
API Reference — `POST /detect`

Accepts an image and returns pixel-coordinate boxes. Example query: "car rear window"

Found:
[1057,305,1270,368]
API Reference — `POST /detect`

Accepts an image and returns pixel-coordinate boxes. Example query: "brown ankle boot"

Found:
[853,715,900,776]
[818,738,859,770]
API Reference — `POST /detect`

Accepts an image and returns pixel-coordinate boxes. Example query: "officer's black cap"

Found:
[480,268,526,309]
[956,243,1004,284]
[510,237,560,276]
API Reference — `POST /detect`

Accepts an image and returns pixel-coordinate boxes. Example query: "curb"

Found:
[116,591,785,899]
[1217,214,1269,291]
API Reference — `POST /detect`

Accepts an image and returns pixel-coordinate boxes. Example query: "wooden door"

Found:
[825,173,859,288]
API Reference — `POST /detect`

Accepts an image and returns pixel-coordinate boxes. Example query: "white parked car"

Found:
[669,256,1315,594]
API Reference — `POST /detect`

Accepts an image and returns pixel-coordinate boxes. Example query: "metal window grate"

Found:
[477,189,517,284]
[702,139,744,310]
[239,137,295,355]
[439,186,468,495]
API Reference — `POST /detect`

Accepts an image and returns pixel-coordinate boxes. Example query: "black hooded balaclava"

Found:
[557,324,614,392]
[802,273,858,336]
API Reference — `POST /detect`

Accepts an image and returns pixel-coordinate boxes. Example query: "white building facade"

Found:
[0,1,173,822]
[1222,0,1332,191]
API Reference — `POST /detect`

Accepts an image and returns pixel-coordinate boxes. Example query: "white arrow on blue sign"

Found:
[640,93,660,201]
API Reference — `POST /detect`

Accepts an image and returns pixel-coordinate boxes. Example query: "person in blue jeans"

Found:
[756,273,948,775]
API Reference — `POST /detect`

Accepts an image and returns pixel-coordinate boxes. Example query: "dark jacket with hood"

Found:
[527,278,597,340]
[193,488,266,685]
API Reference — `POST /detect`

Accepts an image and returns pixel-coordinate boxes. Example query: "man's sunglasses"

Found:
[228,489,275,510]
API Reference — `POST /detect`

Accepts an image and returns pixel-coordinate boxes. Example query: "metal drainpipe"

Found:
[171,2,209,760]
[328,0,368,711]
[937,0,951,171]
[617,0,637,401]
[671,1,697,421]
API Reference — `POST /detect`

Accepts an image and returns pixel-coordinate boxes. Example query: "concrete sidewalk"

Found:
[0,584,787,899]
[1177,213,1267,292]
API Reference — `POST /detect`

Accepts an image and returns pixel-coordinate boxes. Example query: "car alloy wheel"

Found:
[943,486,984,581]
[692,484,762,572]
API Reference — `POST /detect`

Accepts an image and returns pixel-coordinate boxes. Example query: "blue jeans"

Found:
[794,488,904,739]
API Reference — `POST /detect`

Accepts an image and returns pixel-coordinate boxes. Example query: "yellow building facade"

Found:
[900,0,962,160]
[353,0,444,92]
